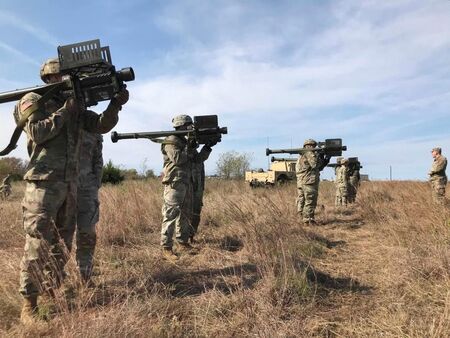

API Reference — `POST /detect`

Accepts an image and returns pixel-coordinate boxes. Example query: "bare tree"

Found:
[216,151,252,179]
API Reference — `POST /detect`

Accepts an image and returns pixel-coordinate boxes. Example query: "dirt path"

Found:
[303,207,403,336]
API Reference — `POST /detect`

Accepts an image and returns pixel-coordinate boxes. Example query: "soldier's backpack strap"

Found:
[0,84,63,156]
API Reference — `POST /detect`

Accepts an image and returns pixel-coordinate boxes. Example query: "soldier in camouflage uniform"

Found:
[296,139,330,225]
[17,58,128,324]
[428,147,447,205]
[0,174,12,200]
[160,115,197,260]
[347,160,361,203]
[335,158,349,207]
[190,141,215,243]
[76,131,103,283]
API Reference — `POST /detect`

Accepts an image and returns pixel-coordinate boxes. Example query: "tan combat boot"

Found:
[162,247,179,262]
[20,296,38,325]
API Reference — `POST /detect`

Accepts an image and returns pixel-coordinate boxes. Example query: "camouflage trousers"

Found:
[192,188,204,236]
[430,177,447,205]
[76,186,99,281]
[161,181,193,248]
[297,183,319,222]
[19,180,76,298]
[348,179,359,203]
[335,186,348,207]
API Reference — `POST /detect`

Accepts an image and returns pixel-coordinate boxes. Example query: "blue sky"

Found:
[0,0,450,179]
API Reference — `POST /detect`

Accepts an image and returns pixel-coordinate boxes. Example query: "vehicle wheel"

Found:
[276,176,287,186]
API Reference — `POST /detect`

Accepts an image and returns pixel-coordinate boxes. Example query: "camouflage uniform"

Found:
[160,135,194,248]
[429,151,447,204]
[348,164,360,203]
[0,174,12,199]
[335,162,349,207]
[296,142,327,223]
[76,131,103,281]
[191,145,212,238]
[18,91,125,299]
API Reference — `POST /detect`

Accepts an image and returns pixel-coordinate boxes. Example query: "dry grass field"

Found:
[1,179,450,337]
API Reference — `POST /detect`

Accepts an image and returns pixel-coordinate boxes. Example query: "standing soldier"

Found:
[335,158,349,208]
[348,159,361,203]
[190,141,215,243]
[296,139,330,225]
[17,58,128,324]
[76,131,103,284]
[428,147,447,205]
[0,173,12,200]
[160,115,197,261]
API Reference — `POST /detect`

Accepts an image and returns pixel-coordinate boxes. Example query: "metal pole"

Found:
[390,165,392,181]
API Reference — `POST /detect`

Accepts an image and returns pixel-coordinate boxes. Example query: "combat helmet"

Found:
[336,156,344,165]
[303,139,317,147]
[172,114,193,128]
[40,58,60,83]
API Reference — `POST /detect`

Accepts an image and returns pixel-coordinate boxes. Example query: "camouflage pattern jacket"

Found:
[296,151,326,185]
[18,92,120,182]
[335,165,348,188]
[161,135,192,185]
[429,155,447,182]
[78,131,103,189]
[192,145,212,192]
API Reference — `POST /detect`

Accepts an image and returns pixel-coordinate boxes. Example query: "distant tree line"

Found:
[102,160,157,185]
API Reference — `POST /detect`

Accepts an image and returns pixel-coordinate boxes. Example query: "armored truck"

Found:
[245,157,296,187]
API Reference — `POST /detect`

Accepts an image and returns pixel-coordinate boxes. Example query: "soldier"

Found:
[75,131,103,284]
[160,115,197,260]
[428,147,447,205]
[335,158,349,208]
[348,159,361,203]
[190,140,216,243]
[296,139,330,225]
[17,58,128,324]
[0,173,12,200]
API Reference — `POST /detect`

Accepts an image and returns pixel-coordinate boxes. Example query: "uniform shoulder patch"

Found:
[20,100,34,112]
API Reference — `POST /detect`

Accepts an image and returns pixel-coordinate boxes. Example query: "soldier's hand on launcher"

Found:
[112,87,129,106]
[205,140,218,147]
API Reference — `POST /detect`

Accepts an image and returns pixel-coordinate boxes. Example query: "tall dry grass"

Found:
[0,179,449,337]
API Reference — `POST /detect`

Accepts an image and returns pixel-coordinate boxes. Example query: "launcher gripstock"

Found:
[0,39,135,156]
[270,156,297,162]
[266,139,347,157]
[111,115,228,145]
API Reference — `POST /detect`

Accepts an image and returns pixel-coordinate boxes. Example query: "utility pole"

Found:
[389,165,392,181]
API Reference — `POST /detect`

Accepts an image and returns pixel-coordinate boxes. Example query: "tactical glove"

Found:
[112,88,129,106]
[205,140,218,147]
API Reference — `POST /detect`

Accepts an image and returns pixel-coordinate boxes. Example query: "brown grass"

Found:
[1,179,449,337]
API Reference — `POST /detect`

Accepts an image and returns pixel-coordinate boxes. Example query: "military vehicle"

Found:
[245,157,296,187]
